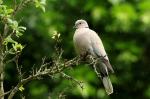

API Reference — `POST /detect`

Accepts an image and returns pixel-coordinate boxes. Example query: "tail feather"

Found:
[102,76,113,95]
[94,59,114,95]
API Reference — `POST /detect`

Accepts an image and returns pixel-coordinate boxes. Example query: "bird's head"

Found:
[74,19,89,29]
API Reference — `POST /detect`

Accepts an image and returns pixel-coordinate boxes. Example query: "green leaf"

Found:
[3,36,17,45]
[8,48,16,54]
[7,9,14,14]
[40,0,46,5]
[0,5,6,16]
[0,5,13,18]
[7,19,26,37]
[40,6,45,12]
[19,85,25,92]
[15,30,23,37]
[34,0,46,12]
[18,26,26,31]
[15,26,26,37]
[12,42,24,53]
[8,19,18,30]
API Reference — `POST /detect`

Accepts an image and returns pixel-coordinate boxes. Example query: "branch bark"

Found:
[12,0,33,17]
[8,57,80,99]
[0,24,8,99]
[0,48,4,99]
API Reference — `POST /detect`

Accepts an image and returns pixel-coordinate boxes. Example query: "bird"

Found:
[73,19,114,95]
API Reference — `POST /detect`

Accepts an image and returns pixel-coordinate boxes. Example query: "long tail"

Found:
[102,76,113,95]
[94,58,113,95]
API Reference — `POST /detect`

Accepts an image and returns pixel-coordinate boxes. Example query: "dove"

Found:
[73,19,114,95]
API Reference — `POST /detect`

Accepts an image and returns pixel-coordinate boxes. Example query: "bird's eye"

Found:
[79,23,81,24]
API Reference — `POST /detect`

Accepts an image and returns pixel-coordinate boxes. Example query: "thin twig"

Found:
[58,88,67,99]
[12,0,33,17]
[8,57,80,99]
[61,72,84,90]
[0,89,12,98]
[0,34,3,47]
[13,0,17,11]
[3,24,9,38]
[5,56,17,64]
[15,54,22,80]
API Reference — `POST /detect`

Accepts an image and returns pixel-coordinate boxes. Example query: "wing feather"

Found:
[89,30,114,73]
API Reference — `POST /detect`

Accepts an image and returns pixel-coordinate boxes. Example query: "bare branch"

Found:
[13,0,17,10]
[15,53,23,81]
[61,72,84,90]
[5,56,17,64]
[12,0,33,17]
[0,89,12,98]
[0,34,3,48]
[3,24,9,38]
[58,89,67,99]
[8,56,80,99]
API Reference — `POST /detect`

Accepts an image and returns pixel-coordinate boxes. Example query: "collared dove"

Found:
[73,19,114,95]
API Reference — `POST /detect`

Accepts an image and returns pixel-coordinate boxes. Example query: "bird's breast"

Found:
[73,29,91,55]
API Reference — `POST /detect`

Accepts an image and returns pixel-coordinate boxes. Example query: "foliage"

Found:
[0,0,150,99]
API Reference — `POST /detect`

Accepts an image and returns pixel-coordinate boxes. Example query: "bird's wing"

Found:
[89,30,114,73]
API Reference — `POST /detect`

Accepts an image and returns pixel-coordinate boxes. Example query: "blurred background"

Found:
[4,0,150,99]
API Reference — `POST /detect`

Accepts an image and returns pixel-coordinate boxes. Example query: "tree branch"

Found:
[12,0,33,17]
[61,72,84,89]
[0,89,12,98]
[8,56,80,99]
[0,34,2,45]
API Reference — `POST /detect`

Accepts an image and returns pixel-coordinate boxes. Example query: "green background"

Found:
[3,0,150,99]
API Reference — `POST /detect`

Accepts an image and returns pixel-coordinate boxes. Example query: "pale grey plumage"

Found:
[73,19,114,95]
